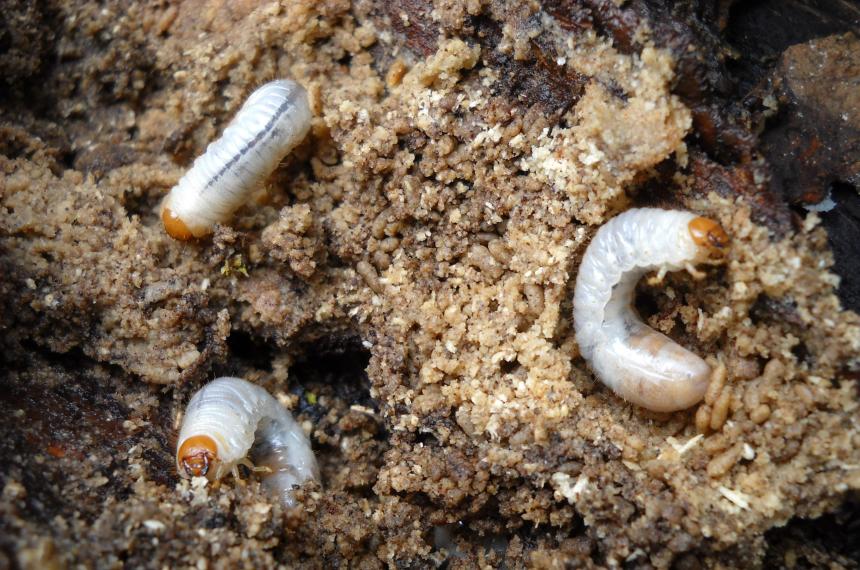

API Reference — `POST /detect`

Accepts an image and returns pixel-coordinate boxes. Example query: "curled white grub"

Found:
[161,80,312,240]
[573,208,730,412]
[176,377,318,507]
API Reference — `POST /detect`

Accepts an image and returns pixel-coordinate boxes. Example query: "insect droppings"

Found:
[161,79,312,240]
[176,376,319,507]
[572,208,730,412]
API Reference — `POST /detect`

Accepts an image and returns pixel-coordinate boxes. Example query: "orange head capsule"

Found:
[178,435,218,477]
[161,206,196,241]
[689,217,730,259]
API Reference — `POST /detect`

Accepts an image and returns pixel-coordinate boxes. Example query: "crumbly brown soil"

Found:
[1,1,859,568]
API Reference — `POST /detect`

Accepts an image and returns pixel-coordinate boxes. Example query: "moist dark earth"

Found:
[1,1,859,568]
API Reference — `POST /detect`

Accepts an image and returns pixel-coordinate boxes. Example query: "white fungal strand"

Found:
[161,80,312,240]
[573,208,730,412]
[176,377,319,507]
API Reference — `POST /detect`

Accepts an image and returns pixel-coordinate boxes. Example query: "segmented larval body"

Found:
[573,208,729,412]
[176,377,318,507]
[161,79,312,240]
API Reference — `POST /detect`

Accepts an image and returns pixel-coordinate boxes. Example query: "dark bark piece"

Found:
[472,15,588,115]
[761,32,860,206]
[726,0,860,95]
[754,31,860,312]
[689,150,793,231]
[375,0,439,57]
[373,0,590,115]
[542,0,753,160]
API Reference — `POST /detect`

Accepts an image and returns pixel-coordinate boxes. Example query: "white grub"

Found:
[573,208,730,412]
[176,377,319,507]
[161,80,312,240]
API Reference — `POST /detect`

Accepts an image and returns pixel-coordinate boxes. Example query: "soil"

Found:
[1,1,859,568]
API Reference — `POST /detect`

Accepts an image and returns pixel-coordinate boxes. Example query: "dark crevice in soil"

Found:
[820,183,860,313]
[225,329,277,374]
[763,497,860,566]
[290,332,376,412]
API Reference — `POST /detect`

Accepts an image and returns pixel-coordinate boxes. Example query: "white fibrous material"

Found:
[176,377,319,507]
[573,208,730,412]
[161,80,312,239]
